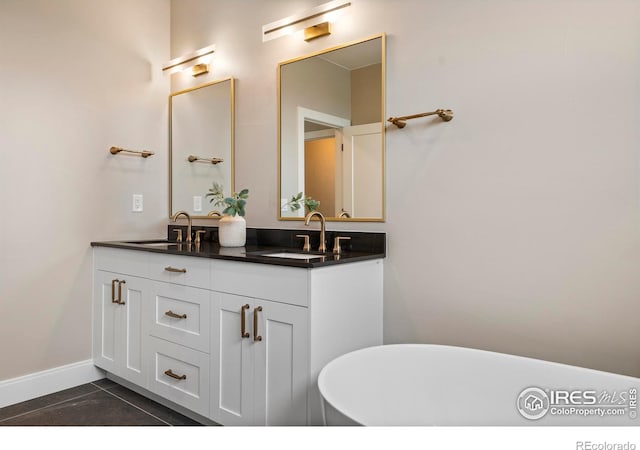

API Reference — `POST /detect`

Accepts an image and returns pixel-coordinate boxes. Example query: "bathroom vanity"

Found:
[91,229,384,425]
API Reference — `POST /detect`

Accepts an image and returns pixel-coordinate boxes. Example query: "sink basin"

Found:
[124,240,180,248]
[259,252,325,260]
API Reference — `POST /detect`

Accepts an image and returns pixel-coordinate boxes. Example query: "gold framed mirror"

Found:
[278,34,385,222]
[169,77,235,219]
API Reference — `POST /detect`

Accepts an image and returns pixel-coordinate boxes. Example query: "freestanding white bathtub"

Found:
[317,344,640,426]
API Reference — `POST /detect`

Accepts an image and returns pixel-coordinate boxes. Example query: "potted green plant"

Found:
[285,192,320,215]
[206,182,249,247]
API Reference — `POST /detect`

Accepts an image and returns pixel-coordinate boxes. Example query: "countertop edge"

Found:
[91,241,385,269]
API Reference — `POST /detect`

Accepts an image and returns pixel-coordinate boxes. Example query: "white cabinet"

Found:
[92,270,146,386]
[253,297,308,426]
[211,292,308,425]
[92,246,383,425]
[208,258,382,425]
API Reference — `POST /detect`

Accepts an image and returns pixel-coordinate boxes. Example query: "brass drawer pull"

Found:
[164,266,187,273]
[164,369,187,380]
[111,279,119,303]
[165,310,187,319]
[115,280,126,305]
[253,306,263,342]
[240,304,250,338]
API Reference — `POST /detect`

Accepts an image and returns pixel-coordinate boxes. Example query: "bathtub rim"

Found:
[317,343,640,426]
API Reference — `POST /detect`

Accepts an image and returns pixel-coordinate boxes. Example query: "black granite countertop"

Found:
[91,227,386,269]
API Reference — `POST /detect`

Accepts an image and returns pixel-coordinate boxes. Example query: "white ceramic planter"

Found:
[218,215,246,247]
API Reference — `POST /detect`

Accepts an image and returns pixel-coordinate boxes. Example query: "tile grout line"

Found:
[0,387,102,424]
[98,385,173,426]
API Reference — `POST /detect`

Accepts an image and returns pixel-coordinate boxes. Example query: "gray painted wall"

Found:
[2,0,638,382]
[171,0,640,377]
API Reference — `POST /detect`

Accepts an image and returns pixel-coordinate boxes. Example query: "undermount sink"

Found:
[124,240,180,247]
[259,252,325,260]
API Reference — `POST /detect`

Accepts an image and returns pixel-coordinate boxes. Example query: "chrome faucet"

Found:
[304,211,327,252]
[171,210,192,243]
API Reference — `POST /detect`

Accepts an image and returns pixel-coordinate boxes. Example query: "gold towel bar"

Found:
[188,155,224,164]
[388,109,453,128]
[109,146,154,158]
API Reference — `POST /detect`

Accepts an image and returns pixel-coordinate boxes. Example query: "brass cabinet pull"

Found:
[164,266,187,273]
[164,369,186,380]
[165,310,187,319]
[115,280,126,305]
[240,304,250,338]
[253,306,263,342]
[111,279,119,303]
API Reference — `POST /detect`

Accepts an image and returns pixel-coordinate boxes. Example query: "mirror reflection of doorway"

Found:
[303,117,382,218]
[304,136,336,217]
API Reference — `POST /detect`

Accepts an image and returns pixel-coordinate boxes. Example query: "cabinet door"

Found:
[211,292,254,425]
[93,271,146,386]
[253,299,308,426]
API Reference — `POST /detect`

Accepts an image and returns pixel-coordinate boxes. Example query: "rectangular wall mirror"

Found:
[278,34,385,222]
[169,77,234,218]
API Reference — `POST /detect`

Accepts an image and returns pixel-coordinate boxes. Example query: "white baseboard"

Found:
[0,360,105,408]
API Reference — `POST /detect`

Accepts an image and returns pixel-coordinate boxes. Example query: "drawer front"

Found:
[211,260,309,307]
[94,247,149,277]
[148,253,210,288]
[149,282,211,353]
[147,337,210,417]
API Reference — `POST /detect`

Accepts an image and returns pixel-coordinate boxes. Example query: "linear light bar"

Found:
[262,0,351,42]
[162,44,215,76]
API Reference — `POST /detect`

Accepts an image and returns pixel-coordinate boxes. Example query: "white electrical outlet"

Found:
[193,196,203,212]
[132,194,143,212]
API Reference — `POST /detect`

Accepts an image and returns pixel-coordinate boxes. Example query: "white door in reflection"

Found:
[342,123,383,218]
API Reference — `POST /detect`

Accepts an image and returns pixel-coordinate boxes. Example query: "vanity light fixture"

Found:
[262,0,351,42]
[162,44,215,77]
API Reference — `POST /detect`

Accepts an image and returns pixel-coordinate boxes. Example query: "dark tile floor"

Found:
[0,378,202,426]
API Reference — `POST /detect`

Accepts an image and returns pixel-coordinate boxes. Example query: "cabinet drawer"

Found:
[94,247,149,276]
[148,253,210,288]
[211,260,309,307]
[149,282,211,353]
[147,337,210,417]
